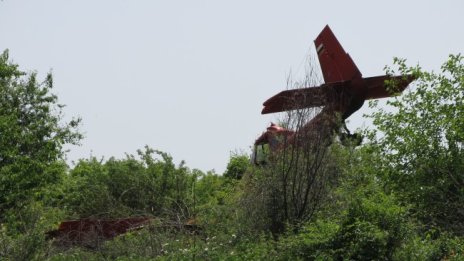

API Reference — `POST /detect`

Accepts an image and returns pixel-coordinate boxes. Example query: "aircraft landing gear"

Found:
[340,122,363,147]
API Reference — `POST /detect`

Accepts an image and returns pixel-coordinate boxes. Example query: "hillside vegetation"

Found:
[1,49,463,260]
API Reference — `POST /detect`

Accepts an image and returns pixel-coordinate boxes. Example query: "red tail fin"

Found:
[314,25,361,83]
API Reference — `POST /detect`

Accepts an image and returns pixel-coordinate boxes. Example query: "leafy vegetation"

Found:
[1,50,463,260]
[368,55,464,235]
[0,50,82,217]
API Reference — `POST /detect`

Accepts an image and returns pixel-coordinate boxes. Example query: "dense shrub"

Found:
[0,202,64,261]
[61,147,196,219]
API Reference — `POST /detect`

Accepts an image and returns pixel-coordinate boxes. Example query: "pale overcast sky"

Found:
[1,1,463,173]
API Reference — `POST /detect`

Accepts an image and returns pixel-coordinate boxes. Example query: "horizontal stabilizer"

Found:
[365,75,415,100]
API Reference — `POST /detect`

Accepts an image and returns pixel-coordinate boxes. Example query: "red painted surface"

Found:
[47,217,151,246]
[314,25,362,83]
[255,123,294,149]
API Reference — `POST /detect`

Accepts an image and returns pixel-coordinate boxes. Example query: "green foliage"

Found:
[194,171,240,235]
[62,157,118,217]
[100,226,190,259]
[46,249,103,261]
[368,54,464,234]
[394,233,464,261]
[270,144,411,260]
[62,146,196,218]
[0,202,64,261]
[331,192,408,260]
[275,220,339,260]
[239,143,340,236]
[0,49,82,215]
[224,152,250,179]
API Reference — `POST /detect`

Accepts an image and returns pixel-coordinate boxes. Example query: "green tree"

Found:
[368,54,464,234]
[224,152,250,179]
[0,50,82,215]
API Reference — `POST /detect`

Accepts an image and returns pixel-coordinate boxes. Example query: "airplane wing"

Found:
[314,25,362,83]
[261,86,327,114]
[364,75,415,100]
[261,81,348,114]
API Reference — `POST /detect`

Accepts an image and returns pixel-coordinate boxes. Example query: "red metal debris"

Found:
[46,217,151,247]
[47,216,201,248]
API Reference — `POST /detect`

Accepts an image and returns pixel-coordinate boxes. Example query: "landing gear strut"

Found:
[340,122,363,146]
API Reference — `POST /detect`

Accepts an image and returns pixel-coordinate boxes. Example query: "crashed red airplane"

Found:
[253,25,414,164]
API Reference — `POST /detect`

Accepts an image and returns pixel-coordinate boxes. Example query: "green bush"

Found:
[276,220,339,260]
[61,147,197,219]
[224,153,250,180]
[0,202,64,261]
[274,192,409,260]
